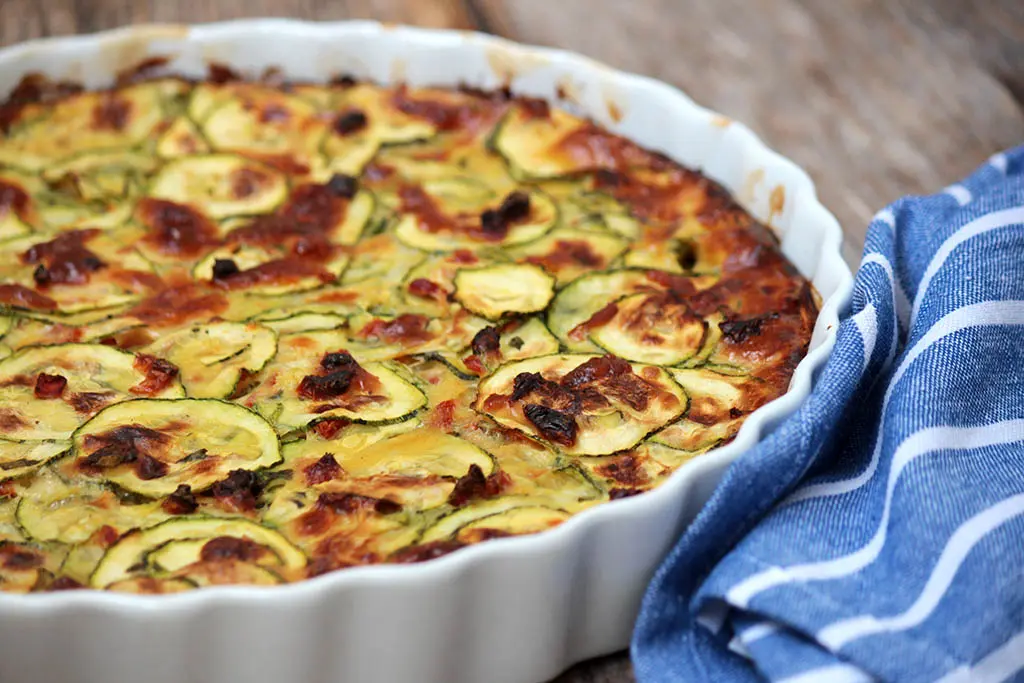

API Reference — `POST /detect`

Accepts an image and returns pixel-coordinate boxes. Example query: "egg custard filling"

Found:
[0,68,817,593]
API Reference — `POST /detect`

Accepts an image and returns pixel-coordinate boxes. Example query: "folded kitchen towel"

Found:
[632,146,1024,683]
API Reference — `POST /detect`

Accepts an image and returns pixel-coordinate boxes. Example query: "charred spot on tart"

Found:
[79,425,171,473]
[21,230,106,287]
[480,190,531,239]
[199,536,268,563]
[470,326,501,359]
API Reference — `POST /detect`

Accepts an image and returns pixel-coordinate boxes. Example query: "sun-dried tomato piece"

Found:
[131,354,179,396]
[210,469,264,512]
[719,314,777,343]
[560,355,632,389]
[358,314,432,344]
[332,110,368,136]
[312,418,349,440]
[447,464,508,507]
[325,173,358,199]
[211,258,240,281]
[471,326,501,359]
[304,452,342,486]
[463,355,486,376]
[134,453,168,480]
[407,278,444,300]
[33,373,67,399]
[429,399,456,432]
[523,403,577,446]
[297,369,355,400]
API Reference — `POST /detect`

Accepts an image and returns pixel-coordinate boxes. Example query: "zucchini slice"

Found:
[492,104,587,179]
[590,292,707,366]
[474,354,687,456]
[505,227,629,285]
[200,83,326,167]
[0,439,68,480]
[321,84,439,176]
[546,269,653,351]
[285,429,493,479]
[192,245,349,296]
[258,312,348,334]
[453,264,555,321]
[148,154,288,219]
[455,505,569,543]
[0,81,181,171]
[174,560,283,587]
[247,331,427,431]
[140,322,277,399]
[0,230,160,313]
[650,417,742,454]
[494,317,561,362]
[420,497,563,544]
[448,316,560,376]
[16,467,168,544]
[0,343,184,441]
[147,537,283,573]
[0,172,40,240]
[156,116,211,158]
[0,541,61,593]
[41,150,157,202]
[561,190,640,239]
[394,188,557,252]
[624,238,699,274]
[0,315,145,352]
[59,541,108,584]
[91,516,305,588]
[72,398,281,496]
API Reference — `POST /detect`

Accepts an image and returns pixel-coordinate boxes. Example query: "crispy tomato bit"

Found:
[131,354,179,396]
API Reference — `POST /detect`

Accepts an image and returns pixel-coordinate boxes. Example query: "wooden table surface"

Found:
[1,1,1022,681]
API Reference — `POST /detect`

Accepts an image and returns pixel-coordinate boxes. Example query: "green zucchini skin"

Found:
[0,73,818,593]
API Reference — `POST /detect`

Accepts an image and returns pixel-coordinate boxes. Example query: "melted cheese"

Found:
[0,72,817,593]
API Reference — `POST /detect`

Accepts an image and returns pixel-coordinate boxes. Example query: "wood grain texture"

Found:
[0,1,1021,681]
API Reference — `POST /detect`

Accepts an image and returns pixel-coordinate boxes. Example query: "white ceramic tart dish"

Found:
[0,20,853,683]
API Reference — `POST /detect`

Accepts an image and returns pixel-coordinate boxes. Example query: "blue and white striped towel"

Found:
[632,146,1024,683]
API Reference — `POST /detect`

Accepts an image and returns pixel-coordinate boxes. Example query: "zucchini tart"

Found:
[0,67,817,593]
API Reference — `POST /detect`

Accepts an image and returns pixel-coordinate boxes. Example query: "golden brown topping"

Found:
[138,198,220,258]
